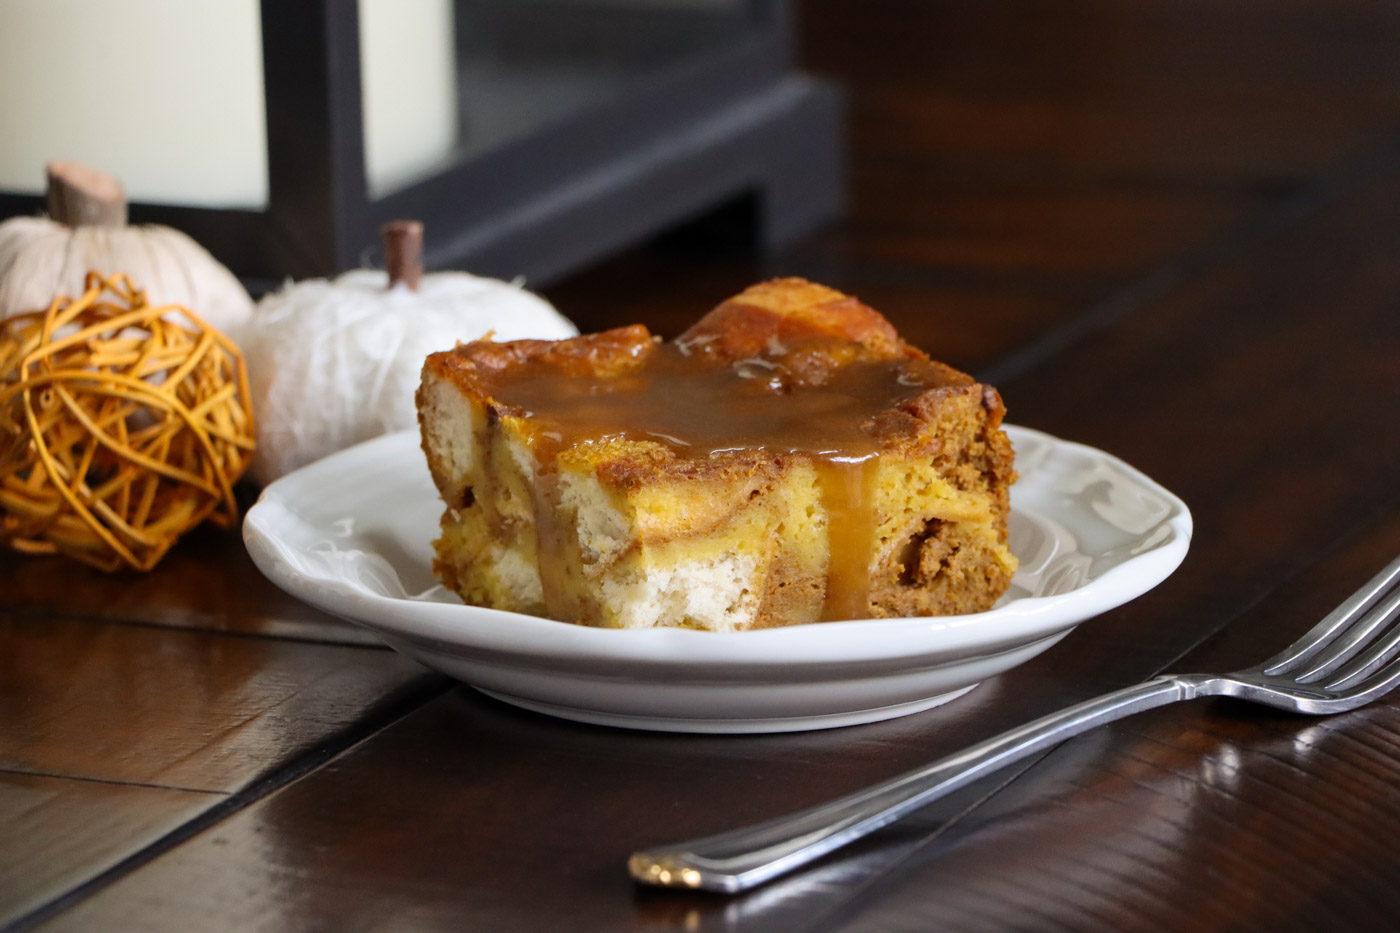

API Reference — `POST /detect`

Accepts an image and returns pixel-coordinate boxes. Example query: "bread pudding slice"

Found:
[417,278,1017,631]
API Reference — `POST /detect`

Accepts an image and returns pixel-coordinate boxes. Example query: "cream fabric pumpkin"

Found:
[244,265,577,485]
[0,216,254,344]
[0,162,254,343]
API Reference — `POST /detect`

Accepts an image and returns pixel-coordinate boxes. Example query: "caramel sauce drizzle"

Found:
[481,338,951,622]
[814,459,879,622]
[530,470,569,617]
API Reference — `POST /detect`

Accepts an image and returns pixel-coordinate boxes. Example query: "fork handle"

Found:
[630,674,1213,893]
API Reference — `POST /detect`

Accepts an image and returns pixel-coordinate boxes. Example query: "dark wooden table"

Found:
[6,2,1400,930]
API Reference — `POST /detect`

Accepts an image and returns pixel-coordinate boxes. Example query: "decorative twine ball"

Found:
[0,272,256,571]
[244,220,576,484]
[0,161,255,344]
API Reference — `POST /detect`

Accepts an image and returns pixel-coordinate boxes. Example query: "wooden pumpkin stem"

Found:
[46,161,128,227]
[383,220,424,291]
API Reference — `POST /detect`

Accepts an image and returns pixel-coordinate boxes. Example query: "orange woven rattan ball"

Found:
[0,273,255,570]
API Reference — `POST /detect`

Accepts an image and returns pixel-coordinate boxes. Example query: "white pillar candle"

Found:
[0,0,457,208]
[360,0,459,199]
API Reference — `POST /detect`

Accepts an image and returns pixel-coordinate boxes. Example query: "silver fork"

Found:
[630,552,1400,893]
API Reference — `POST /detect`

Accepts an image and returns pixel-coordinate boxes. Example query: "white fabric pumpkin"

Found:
[0,163,255,343]
[245,267,577,484]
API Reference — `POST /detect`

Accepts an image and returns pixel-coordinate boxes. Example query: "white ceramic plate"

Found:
[243,426,1191,733]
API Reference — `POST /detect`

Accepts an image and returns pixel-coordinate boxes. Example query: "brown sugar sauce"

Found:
[480,337,956,622]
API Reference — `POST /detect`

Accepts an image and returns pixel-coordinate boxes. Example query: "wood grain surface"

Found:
[0,522,379,644]
[6,2,1400,931]
[0,773,216,927]
[0,615,441,791]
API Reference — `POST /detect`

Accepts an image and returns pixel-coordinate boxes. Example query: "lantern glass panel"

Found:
[0,0,269,208]
[361,0,759,198]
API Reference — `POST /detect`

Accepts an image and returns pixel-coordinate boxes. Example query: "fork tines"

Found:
[1261,552,1400,694]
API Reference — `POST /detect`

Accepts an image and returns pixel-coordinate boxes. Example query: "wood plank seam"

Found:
[0,768,225,798]
[0,675,451,933]
[0,606,391,650]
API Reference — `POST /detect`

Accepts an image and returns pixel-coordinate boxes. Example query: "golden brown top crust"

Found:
[423,278,945,395]
[425,322,655,386]
[676,278,915,364]
[420,278,1004,476]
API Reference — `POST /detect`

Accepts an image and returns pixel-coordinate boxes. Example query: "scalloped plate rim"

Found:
[243,425,1191,672]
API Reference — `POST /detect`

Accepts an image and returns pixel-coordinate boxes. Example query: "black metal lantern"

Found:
[0,0,842,288]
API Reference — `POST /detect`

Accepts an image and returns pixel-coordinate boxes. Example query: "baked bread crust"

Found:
[418,278,1017,631]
